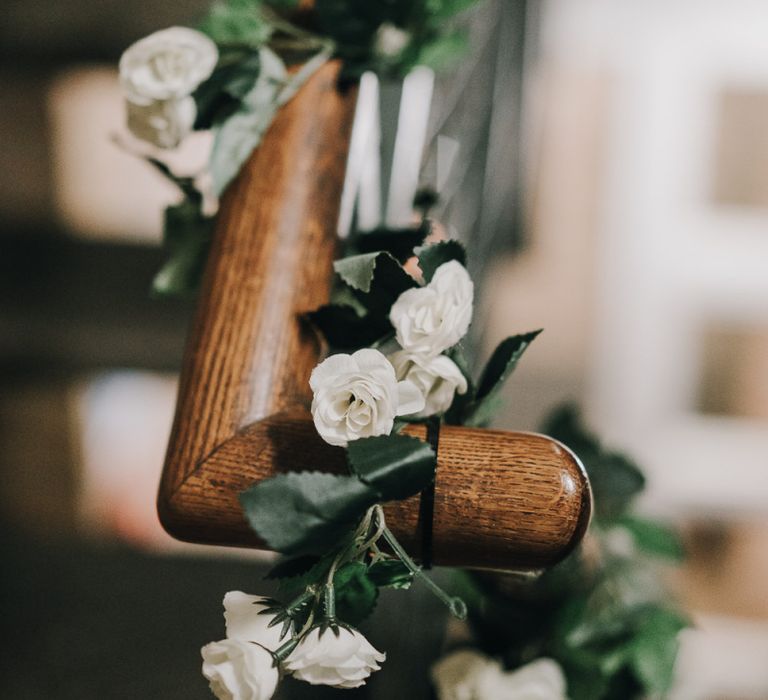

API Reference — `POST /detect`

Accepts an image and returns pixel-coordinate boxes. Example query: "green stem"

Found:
[380,526,467,620]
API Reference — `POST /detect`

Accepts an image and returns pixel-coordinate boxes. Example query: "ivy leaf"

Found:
[462,330,541,427]
[334,251,416,313]
[333,562,379,625]
[415,240,467,283]
[350,221,431,263]
[347,434,436,501]
[305,304,392,351]
[367,559,413,589]
[629,607,688,695]
[240,472,379,556]
[620,516,685,562]
[210,47,286,196]
[152,200,214,297]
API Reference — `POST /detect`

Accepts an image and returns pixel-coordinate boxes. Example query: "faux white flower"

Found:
[389,350,467,417]
[432,651,568,700]
[125,95,196,149]
[201,639,278,700]
[285,626,386,689]
[223,592,286,651]
[310,348,424,447]
[119,27,218,103]
[389,260,473,357]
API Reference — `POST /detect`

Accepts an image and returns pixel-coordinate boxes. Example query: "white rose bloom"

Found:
[201,639,278,700]
[310,348,424,447]
[125,95,196,149]
[432,651,569,700]
[223,592,286,651]
[389,260,473,357]
[389,350,467,417]
[285,626,386,689]
[119,27,218,103]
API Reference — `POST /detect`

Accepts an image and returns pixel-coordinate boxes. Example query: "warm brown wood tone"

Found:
[158,60,591,571]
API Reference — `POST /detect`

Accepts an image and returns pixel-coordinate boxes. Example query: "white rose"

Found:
[389,350,467,417]
[310,348,424,447]
[201,639,279,700]
[125,95,196,149]
[223,592,286,650]
[432,651,569,700]
[284,626,386,689]
[389,260,473,357]
[119,27,218,103]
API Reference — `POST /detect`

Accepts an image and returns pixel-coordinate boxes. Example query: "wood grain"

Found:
[157,60,592,571]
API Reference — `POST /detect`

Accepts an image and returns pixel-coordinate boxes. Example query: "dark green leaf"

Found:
[333,561,379,625]
[620,516,685,562]
[152,200,214,297]
[240,472,379,555]
[350,221,431,263]
[194,52,261,129]
[367,559,413,589]
[305,304,392,350]
[346,434,436,501]
[461,330,541,427]
[629,607,688,694]
[415,240,467,283]
[334,251,416,313]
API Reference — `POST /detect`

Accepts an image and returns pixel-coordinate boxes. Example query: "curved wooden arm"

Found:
[157,60,591,570]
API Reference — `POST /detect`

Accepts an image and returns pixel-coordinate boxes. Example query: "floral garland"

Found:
[120,2,689,699]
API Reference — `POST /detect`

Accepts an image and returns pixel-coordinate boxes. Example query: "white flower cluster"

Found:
[201,591,385,700]
[431,650,569,700]
[119,27,218,148]
[310,260,473,446]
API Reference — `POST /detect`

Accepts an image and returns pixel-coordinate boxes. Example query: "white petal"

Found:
[396,379,425,416]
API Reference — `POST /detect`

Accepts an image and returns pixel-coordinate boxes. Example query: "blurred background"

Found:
[2,0,767,698]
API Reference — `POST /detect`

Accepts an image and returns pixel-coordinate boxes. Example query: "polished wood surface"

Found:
[157,60,591,571]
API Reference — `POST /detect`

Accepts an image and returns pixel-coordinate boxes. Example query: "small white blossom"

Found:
[201,639,278,700]
[310,348,424,447]
[432,651,569,700]
[389,260,473,357]
[374,23,410,58]
[223,592,286,651]
[119,27,217,149]
[125,95,196,149]
[285,626,386,689]
[389,350,467,417]
[119,27,218,102]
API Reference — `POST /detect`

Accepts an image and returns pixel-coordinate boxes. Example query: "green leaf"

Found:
[415,240,467,283]
[629,607,687,695]
[152,200,214,297]
[194,51,262,129]
[367,559,413,589]
[333,561,379,625]
[412,30,469,72]
[461,330,541,426]
[426,0,481,19]
[620,516,685,562]
[305,304,391,351]
[346,434,436,501]
[240,472,379,555]
[210,47,286,196]
[334,251,416,313]
[350,222,430,263]
[199,0,273,48]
